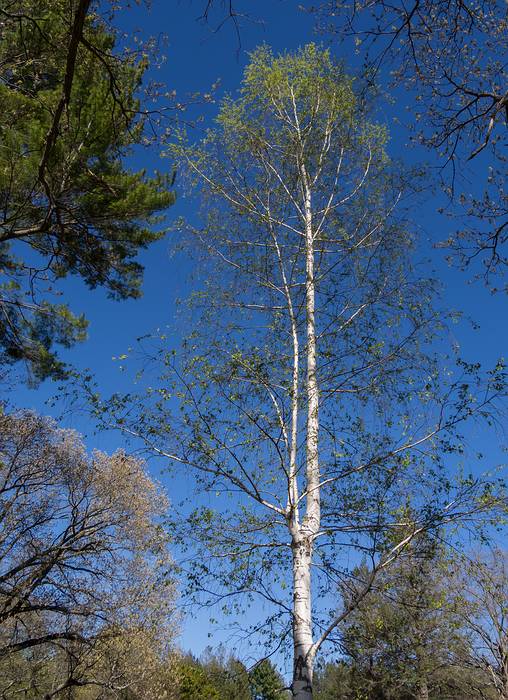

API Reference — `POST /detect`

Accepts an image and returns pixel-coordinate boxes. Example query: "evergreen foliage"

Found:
[313,541,497,699]
[249,658,288,700]
[0,0,174,381]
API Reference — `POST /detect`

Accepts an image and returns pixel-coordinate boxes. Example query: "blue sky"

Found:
[12,0,507,663]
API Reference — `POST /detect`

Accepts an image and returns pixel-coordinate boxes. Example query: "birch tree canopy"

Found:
[88,45,506,699]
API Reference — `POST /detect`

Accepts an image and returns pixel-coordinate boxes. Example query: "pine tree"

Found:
[249,659,288,700]
[0,0,174,381]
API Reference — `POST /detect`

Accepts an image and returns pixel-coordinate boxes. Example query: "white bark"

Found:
[290,154,320,699]
[291,535,315,699]
[302,161,320,539]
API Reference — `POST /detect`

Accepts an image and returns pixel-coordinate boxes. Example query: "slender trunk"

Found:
[292,534,314,700]
[302,166,320,538]
[291,159,320,699]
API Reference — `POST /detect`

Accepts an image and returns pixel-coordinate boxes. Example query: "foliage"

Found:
[171,650,259,700]
[313,544,506,700]
[332,540,493,699]
[200,648,253,700]
[173,656,223,700]
[313,661,355,700]
[452,549,508,698]
[169,651,288,700]
[0,0,174,381]
[249,658,288,699]
[0,410,176,697]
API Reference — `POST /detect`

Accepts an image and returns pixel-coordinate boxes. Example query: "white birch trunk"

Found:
[292,534,315,699]
[291,159,320,699]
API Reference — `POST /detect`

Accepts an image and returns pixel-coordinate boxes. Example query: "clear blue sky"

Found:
[13,0,507,663]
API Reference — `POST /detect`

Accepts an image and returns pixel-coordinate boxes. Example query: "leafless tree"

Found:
[311,0,508,289]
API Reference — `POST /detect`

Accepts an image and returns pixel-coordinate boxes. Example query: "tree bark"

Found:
[291,157,319,699]
[500,652,508,700]
[292,535,314,699]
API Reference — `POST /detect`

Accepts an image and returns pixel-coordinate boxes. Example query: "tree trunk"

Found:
[292,535,315,699]
[290,158,319,699]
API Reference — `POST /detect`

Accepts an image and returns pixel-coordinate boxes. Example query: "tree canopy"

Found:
[1,3,506,698]
[0,409,175,696]
[0,0,174,381]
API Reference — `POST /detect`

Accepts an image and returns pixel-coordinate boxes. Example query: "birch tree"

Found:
[89,45,506,698]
